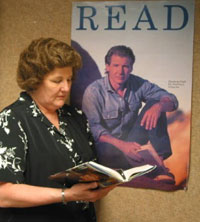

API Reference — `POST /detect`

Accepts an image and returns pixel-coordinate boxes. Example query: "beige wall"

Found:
[0,0,199,221]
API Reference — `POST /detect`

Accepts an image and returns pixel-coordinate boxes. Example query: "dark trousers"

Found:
[96,101,172,170]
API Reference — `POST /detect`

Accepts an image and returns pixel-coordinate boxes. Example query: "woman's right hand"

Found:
[0,182,115,208]
[65,182,116,203]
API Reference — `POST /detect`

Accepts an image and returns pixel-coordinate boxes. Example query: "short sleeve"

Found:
[73,106,96,150]
[0,108,27,183]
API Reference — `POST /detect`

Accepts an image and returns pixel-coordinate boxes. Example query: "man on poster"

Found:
[82,45,178,182]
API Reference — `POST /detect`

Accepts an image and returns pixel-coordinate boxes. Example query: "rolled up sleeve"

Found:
[137,80,179,111]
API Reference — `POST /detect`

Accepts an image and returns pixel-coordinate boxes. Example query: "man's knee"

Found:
[95,142,131,169]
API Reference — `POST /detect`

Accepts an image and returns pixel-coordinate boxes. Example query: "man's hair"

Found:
[105,45,135,66]
[17,37,82,92]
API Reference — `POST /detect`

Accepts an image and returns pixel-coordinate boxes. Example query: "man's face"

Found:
[106,55,133,87]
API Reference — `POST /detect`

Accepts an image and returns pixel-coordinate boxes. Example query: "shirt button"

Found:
[75,155,82,163]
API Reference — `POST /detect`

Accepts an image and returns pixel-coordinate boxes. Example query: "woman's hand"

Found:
[65,182,116,203]
[0,181,115,208]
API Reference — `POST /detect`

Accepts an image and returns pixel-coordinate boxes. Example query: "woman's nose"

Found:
[61,81,70,91]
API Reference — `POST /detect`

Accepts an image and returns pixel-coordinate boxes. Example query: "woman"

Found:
[0,38,114,222]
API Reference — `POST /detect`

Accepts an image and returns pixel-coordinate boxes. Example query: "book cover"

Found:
[49,161,156,187]
[70,0,194,191]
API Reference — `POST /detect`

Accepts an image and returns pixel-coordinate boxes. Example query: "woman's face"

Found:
[31,67,73,112]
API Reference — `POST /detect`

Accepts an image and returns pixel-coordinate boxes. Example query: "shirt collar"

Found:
[104,75,129,94]
[19,92,42,118]
[104,75,115,93]
[19,92,64,119]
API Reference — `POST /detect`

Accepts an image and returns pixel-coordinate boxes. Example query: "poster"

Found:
[70,1,194,191]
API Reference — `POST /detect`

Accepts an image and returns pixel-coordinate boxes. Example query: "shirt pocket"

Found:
[102,110,118,120]
[102,110,120,129]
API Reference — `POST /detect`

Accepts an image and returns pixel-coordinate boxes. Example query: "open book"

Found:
[49,161,156,188]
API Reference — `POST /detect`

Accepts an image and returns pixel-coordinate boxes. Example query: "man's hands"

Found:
[98,98,175,164]
[141,96,175,130]
[65,182,116,203]
[140,103,162,130]
[117,140,143,162]
[100,135,143,162]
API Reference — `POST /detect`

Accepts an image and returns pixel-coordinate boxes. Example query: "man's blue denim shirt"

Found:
[82,74,178,142]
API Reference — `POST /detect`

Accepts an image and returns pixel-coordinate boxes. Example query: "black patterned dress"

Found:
[0,92,97,222]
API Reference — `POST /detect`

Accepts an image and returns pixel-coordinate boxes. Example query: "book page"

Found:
[123,164,156,181]
[89,161,124,181]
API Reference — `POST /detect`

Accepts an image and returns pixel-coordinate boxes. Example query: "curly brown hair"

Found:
[17,37,82,92]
